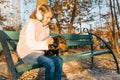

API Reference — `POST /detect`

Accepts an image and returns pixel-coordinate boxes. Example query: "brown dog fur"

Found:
[45,35,67,56]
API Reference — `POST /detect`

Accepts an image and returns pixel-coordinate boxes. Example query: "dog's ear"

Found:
[53,37,58,47]
[56,35,66,43]
[55,36,61,42]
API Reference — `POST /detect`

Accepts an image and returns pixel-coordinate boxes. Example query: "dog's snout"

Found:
[58,43,67,51]
[62,47,69,52]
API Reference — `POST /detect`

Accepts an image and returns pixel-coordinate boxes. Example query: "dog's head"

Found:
[48,35,67,51]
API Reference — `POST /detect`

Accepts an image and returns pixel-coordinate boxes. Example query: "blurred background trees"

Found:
[48,0,120,53]
[0,0,120,53]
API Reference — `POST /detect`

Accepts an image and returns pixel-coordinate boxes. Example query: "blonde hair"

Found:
[30,4,54,20]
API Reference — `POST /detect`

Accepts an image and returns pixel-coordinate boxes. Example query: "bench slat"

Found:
[16,63,39,73]
[0,32,94,50]
[0,43,3,50]
[3,31,20,40]
[67,40,93,46]
[0,31,19,51]
[16,50,111,72]
[61,50,111,62]
[50,33,92,40]
[0,41,18,51]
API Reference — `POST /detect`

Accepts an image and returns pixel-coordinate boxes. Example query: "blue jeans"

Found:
[22,53,63,80]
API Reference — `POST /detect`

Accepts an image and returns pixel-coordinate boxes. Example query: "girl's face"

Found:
[42,13,53,26]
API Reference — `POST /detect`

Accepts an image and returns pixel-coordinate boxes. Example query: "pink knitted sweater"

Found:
[17,19,50,58]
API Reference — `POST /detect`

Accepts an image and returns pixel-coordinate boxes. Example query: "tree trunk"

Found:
[116,0,120,14]
[109,0,120,53]
[36,0,48,7]
[68,0,77,34]
[113,0,120,53]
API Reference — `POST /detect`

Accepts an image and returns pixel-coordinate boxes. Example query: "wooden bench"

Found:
[0,28,119,80]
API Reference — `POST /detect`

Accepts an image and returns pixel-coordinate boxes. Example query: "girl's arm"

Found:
[25,22,49,50]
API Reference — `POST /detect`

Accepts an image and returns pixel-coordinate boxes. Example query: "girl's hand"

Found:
[47,37,54,45]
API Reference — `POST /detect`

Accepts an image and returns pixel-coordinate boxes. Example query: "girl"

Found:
[17,4,63,80]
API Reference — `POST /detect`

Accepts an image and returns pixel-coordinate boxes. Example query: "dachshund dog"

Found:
[44,35,67,56]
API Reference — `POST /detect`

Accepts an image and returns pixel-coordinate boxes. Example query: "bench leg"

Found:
[90,57,94,69]
[88,32,120,74]
[91,53,120,74]
[110,52,120,74]
[91,45,94,69]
